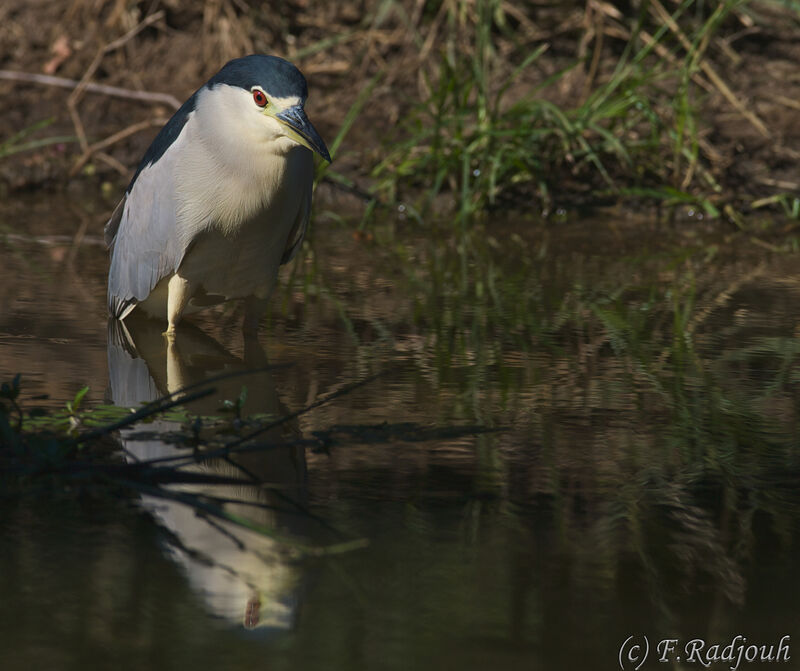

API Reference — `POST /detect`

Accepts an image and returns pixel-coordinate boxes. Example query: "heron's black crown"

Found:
[208,55,309,100]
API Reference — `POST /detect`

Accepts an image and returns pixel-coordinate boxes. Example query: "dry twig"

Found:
[67,10,167,156]
[0,70,181,109]
[70,117,167,176]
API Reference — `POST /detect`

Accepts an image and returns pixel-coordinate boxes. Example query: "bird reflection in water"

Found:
[107,315,308,632]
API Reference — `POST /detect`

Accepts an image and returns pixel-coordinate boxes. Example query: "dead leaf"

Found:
[43,35,72,75]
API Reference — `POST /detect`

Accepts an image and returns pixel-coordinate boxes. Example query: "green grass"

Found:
[369,0,755,221]
[0,118,76,160]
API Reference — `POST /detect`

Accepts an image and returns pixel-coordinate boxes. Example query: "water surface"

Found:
[2,193,800,670]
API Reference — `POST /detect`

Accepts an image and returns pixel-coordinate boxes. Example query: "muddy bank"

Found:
[0,1,798,216]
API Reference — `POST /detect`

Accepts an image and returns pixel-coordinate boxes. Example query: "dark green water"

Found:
[2,193,800,670]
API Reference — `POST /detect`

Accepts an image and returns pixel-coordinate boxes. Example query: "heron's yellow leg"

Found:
[164,273,194,337]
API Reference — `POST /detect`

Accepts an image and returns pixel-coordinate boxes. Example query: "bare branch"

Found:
[0,70,181,110]
[70,118,168,176]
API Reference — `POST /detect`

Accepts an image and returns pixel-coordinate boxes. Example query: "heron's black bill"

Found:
[276,106,332,163]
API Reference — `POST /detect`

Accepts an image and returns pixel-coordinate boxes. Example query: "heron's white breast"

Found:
[168,85,313,302]
[173,84,310,242]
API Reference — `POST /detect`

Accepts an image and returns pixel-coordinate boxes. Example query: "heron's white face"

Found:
[195,84,306,161]
[249,86,307,153]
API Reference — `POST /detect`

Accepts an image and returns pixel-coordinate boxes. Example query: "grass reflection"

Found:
[288,213,800,630]
[3,203,800,652]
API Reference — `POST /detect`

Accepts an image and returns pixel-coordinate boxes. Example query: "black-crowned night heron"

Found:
[105,54,330,335]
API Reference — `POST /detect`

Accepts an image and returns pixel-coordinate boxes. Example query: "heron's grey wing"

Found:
[104,197,125,247]
[106,138,187,319]
[279,161,313,265]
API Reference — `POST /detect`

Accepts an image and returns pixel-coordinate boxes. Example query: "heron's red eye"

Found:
[252,90,268,107]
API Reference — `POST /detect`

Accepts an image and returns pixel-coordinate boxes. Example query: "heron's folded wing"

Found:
[106,153,185,319]
[280,160,313,265]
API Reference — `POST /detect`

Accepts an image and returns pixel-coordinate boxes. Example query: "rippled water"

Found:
[2,192,800,670]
